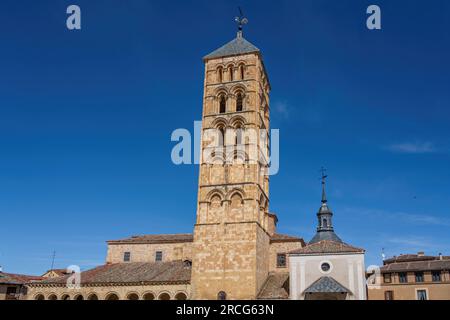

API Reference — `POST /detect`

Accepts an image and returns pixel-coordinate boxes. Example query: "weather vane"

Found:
[320,166,328,184]
[234,7,248,32]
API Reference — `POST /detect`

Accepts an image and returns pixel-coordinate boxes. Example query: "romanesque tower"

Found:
[191,21,273,299]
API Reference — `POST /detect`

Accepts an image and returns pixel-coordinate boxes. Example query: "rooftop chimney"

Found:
[439,253,443,260]
[418,251,425,257]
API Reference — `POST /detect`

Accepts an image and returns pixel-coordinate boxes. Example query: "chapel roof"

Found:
[289,240,365,255]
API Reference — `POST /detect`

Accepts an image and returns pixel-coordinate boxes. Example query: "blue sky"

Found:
[0,0,449,275]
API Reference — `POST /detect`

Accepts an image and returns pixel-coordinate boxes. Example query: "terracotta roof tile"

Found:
[270,233,305,245]
[107,233,193,245]
[0,272,44,285]
[289,240,364,255]
[30,260,191,286]
[257,273,289,300]
[381,259,450,272]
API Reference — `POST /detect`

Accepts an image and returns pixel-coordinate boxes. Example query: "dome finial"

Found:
[320,166,328,203]
[234,7,248,38]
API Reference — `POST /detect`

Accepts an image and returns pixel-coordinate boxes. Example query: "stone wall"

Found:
[106,242,193,264]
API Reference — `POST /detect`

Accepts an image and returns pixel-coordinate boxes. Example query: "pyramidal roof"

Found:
[203,31,260,60]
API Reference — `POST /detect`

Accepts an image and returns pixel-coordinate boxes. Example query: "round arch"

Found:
[158,292,171,300]
[47,293,57,300]
[34,293,45,300]
[127,292,139,300]
[143,292,155,300]
[105,292,120,300]
[61,294,70,300]
[74,294,84,301]
[175,292,188,300]
[87,293,99,300]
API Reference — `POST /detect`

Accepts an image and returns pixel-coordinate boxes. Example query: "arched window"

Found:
[61,294,70,300]
[87,293,98,300]
[217,67,223,83]
[127,293,139,300]
[158,293,171,300]
[240,64,245,80]
[236,93,243,112]
[228,66,234,81]
[175,292,187,300]
[48,294,57,300]
[219,95,226,113]
[105,293,119,300]
[35,294,45,300]
[235,126,243,145]
[217,291,227,300]
[74,294,84,300]
[143,292,155,300]
[218,127,225,147]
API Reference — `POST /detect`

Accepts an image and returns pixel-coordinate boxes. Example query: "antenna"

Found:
[50,250,56,270]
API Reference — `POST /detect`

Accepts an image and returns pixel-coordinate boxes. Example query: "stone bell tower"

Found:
[191,19,273,299]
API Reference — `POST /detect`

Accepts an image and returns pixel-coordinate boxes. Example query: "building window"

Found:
[217,291,227,300]
[217,67,223,83]
[398,272,408,283]
[6,287,17,300]
[123,251,131,262]
[432,271,441,282]
[155,251,163,262]
[228,66,233,81]
[415,272,424,283]
[236,93,243,112]
[277,253,286,268]
[417,290,427,300]
[321,262,331,272]
[235,126,242,145]
[384,291,394,300]
[240,65,245,80]
[219,95,226,113]
[383,273,392,283]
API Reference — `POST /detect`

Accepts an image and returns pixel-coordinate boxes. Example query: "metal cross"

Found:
[320,166,328,184]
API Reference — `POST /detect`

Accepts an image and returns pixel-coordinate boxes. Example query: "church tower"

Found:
[191,18,272,299]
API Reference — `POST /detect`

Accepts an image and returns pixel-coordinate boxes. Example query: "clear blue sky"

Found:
[1,0,449,275]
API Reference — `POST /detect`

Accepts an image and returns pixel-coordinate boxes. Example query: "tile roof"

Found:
[30,261,191,286]
[270,233,305,245]
[304,276,350,294]
[380,259,450,273]
[0,272,43,285]
[257,273,290,300]
[289,240,364,255]
[107,233,193,245]
[43,269,68,277]
[203,34,260,60]
[383,254,438,264]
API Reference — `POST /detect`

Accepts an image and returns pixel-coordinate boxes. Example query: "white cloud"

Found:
[273,101,290,120]
[386,141,436,154]
[343,207,450,227]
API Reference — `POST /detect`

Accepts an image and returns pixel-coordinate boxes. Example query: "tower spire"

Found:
[309,168,343,244]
